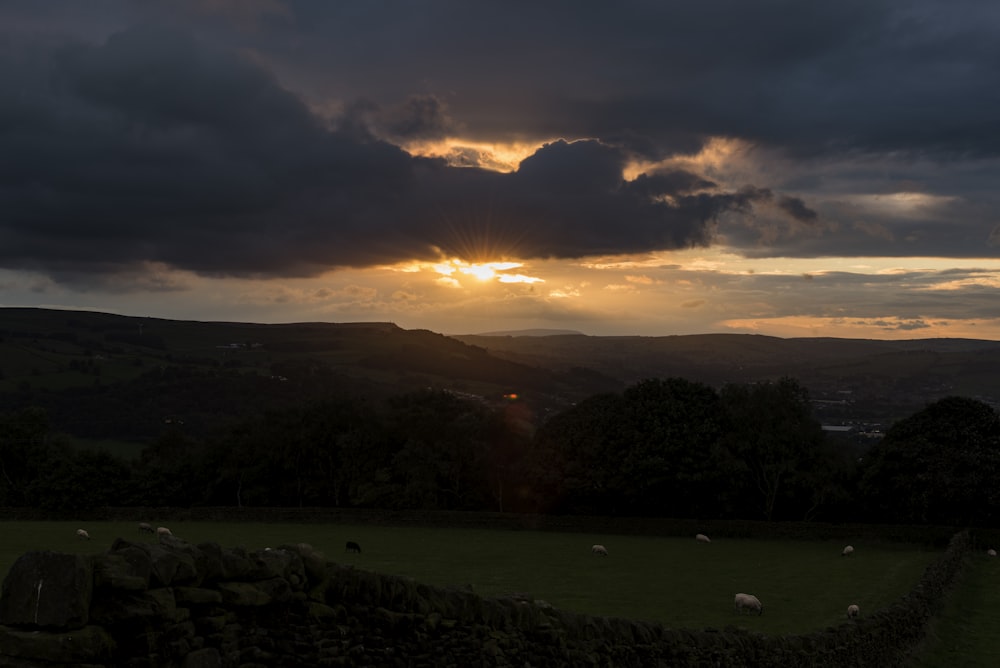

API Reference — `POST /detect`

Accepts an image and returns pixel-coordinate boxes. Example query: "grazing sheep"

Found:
[696,533,711,543]
[156,526,172,537]
[842,545,855,557]
[734,593,763,615]
[592,544,609,556]
[345,541,362,554]
[138,522,154,534]
[847,604,860,618]
[988,549,997,557]
[76,529,90,540]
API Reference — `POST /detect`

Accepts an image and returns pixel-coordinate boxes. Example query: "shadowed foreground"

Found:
[0,532,971,667]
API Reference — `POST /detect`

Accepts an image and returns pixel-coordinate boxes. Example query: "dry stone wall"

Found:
[0,530,971,667]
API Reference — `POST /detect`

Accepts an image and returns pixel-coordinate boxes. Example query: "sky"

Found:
[2,0,999,339]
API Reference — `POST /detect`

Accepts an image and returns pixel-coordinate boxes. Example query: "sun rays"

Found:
[432,259,543,285]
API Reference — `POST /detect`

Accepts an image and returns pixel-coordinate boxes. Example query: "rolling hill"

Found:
[2,308,998,450]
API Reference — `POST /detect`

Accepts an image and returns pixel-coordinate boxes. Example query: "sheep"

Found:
[847,604,860,618]
[346,541,362,554]
[156,526,172,537]
[734,592,763,615]
[696,533,711,543]
[591,544,609,556]
[988,548,997,557]
[842,545,854,557]
[76,528,90,540]
[138,522,155,534]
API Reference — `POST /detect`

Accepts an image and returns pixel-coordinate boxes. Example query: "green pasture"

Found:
[914,552,1000,668]
[0,521,939,635]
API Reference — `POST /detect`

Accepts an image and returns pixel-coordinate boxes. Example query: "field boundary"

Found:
[0,505,968,545]
[0,529,974,666]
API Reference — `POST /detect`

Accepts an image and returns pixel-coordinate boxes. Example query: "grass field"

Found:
[913,552,1000,668]
[0,520,940,636]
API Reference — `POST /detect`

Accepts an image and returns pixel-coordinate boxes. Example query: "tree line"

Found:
[1,376,998,526]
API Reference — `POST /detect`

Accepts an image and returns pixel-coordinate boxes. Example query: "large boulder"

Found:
[147,543,198,588]
[93,550,151,592]
[0,551,93,629]
[261,546,307,589]
[90,588,178,626]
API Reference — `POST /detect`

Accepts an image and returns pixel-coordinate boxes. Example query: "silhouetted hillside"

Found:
[2,308,998,450]
[0,308,621,447]
[452,332,1000,425]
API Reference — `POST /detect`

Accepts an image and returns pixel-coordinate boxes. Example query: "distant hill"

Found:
[466,328,585,337]
[0,308,619,447]
[2,308,998,449]
[452,332,1000,424]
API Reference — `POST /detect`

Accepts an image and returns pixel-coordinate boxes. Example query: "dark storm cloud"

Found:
[235,0,1000,160]
[380,95,457,142]
[0,25,780,283]
[14,0,996,159]
[777,196,818,223]
[2,0,998,284]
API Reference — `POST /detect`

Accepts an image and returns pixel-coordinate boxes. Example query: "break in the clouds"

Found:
[2,0,998,288]
[1,22,807,284]
[1,0,999,341]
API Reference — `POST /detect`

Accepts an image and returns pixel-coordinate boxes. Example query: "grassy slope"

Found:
[1,521,937,635]
[913,553,1000,668]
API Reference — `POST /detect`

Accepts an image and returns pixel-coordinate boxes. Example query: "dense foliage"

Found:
[2,376,998,526]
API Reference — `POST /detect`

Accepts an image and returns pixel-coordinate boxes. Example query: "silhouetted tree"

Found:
[0,407,71,506]
[720,377,826,521]
[527,393,629,514]
[619,378,728,517]
[383,390,493,510]
[860,396,1000,526]
[32,449,132,511]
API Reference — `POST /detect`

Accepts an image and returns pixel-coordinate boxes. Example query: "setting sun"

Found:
[426,259,543,285]
[459,261,522,281]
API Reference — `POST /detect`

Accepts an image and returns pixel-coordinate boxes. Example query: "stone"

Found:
[216,582,273,607]
[106,541,154,586]
[0,551,93,629]
[307,602,339,619]
[90,588,177,625]
[291,544,329,583]
[0,624,114,663]
[183,647,222,668]
[194,542,225,583]
[147,545,198,588]
[174,587,224,606]
[219,547,252,581]
[93,554,149,592]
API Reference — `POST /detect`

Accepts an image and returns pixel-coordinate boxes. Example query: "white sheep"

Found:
[842,545,854,557]
[138,522,154,534]
[734,592,763,615]
[847,604,860,618]
[156,526,173,537]
[987,548,997,557]
[696,533,711,543]
[591,544,608,556]
[76,528,90,540]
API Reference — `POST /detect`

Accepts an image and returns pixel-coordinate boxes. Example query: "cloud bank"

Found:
[1,0,997,295]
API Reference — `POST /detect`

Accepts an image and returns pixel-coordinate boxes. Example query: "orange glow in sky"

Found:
[430,259,542,285]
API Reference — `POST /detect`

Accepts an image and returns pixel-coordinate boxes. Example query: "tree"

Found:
[32,449,132,511]
[527,393,629,514]
[720,377,826,521]
[526,378,728,517]
[383,390,493,510]
[0,407,70,506]
[132,428,205,506]
[860,396,1000,526]
[619,378,728,517]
